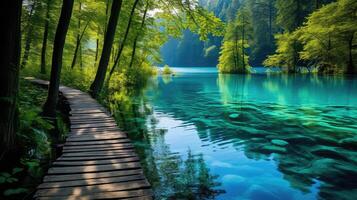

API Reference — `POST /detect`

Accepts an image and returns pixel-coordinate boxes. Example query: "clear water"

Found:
[109,67,357,200]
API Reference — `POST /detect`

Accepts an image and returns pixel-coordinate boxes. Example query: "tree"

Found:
[217,7,251,73]
[297,0,357,73]
[247,0,277,65]
[43,0,74,118]
[128,0,150,69]
[0,0,22,159]
[109,0,140,78]
[40,0,51,74]
[90,0,123,98]
[21,0,37,69]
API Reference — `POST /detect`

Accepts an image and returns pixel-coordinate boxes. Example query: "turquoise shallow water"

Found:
[110,68,357,200]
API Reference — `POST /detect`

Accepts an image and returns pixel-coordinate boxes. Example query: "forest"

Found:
[0,0,356,199]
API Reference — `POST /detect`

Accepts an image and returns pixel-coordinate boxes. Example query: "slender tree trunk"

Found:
[95,37,99,66]
[94,27,100,67]
[21,1,36,68]
[241,15,246,72]
[71,2,82,69]
[0,0,22,159]
[268,0,273,43]
[71,21,89,69]
[90,0,123,98]
[347,34,355,74]
[109,0,140,77]
[43,0,74,118]
[40,0,51,74]
[129,2,149,69]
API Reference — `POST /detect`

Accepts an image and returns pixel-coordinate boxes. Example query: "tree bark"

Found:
[347,34,355,74]
[43,0,74,118]
[90,0,123,98]
[129,2,149,69]
[109,0,140,77]
[0,0,22,159]
[21,1,36,69]
[40,0,51,74]
[71,21,89,69]
[71,2,82,69]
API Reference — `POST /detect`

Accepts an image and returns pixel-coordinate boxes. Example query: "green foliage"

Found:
[162,65,174,75]
[217,7,251,73]
[264,32,299,72]
[297,0,357,73]
[17,80,52,159]
[265,0,356,74]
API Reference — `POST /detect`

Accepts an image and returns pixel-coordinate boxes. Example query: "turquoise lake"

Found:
[109,67,357,200]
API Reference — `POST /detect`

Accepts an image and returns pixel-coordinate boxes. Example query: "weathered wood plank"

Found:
[38,174,146,189]
[64,143,133,150]
[57,154,137,162]
[71,122,118,129]
[61,150,136,158]
[65,138,130,146]
[48,162,142,174]
[54,157,139,166]
[36,188,152,199]
[62,146,134,153]
[43,169,143,182]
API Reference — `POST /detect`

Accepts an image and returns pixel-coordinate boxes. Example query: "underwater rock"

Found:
[261,145,287,154]
[284,135,316,145]
[311,146,348,161]
[229,113,240,119]
[339,136,357,150]
[246,184,281,200]
[271,139,289,147]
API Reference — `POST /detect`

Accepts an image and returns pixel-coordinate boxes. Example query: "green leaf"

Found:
[0,176,6,184]
[6,177,18,183]
[0,172,11,178]
[12,167,24,175]
[4,188,28,196]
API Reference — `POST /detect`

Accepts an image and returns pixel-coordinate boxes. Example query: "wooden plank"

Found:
[54,157,139,166]
[65,139,130,146]
[48,162,142,174]
[66,135,127,142]
[62,146,134,153]
[36,187,152,199]
[57,154,137,162]
[38,174,145,189]
[71,122,118,129]
[43,169,143,182]
[61,150,136,158]
[70,119,116,125]
[69,127,121,134]
[64,143,133,150]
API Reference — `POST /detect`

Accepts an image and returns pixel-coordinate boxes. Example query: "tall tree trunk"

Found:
[43,0,74,118]
[90,0,123,98]
[0,0,22,159]
[94,27,100,67]
[347,34,355,74]
[71,2,82,69]
[71,21,89,69]
[40,0,51,74]
[129,2,149,69]
[109,0,140,77]
[241,15,246,72]
[21,1,36,68]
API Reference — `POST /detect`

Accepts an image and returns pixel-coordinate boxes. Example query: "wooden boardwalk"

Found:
[28,78,153,200]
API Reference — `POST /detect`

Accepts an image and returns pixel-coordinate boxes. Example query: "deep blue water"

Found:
[111,68,357,200]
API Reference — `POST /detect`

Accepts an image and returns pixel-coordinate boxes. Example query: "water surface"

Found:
[110,68,357,200]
